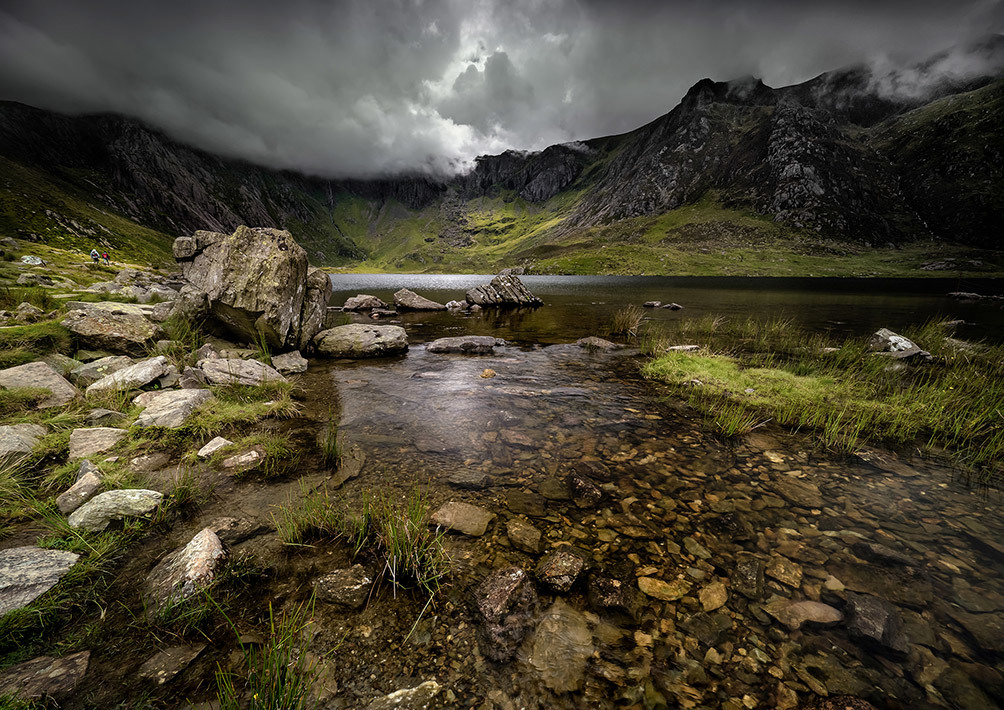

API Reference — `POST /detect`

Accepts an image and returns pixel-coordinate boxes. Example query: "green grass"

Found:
[642,317,1004,482]
[157,311,204,369]
[319,416,340,468]
[0,320,73,368]
[609,305,645,338]
[0,285,56,311]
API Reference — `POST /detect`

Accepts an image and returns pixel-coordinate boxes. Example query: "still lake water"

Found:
[329,275,1004,344]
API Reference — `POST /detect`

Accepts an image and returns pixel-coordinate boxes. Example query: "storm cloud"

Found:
[0,0,1000,178]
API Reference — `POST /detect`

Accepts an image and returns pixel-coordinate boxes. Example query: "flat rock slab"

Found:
[426,336,500,354]
[68,489,163,531]
[313,324,409,358]
[528,600,593,693]
[315,564,373,609]
[86,355,174,394]
[394,288,446,311]
[69,355,134,387]
[69,427,126,459]
[773,477,824,509]
[638,576,691,601]
[0,546,80,615]
[575,336,621,350]
[0,651,90,701]
[56,470,103,514]
[62,308,163,356]
[431,501,495,536]
[145,528,226,614]
[765,600,843,630]
[272,350,308,375]
[0,423,47,460]
[197,436,233,458]
[366,680,442,710]
[134,389,214,428]
[138,644,206,685]
[0,361,78,408]
[198,358,286,386]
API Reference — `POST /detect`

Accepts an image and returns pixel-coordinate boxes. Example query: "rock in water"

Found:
[474,567,539,662]
[528,600,593,693]
[314,565,373,609]
[272,350,308,375]
[145,528,226,614]
[173,226,327,350]
[342,294,386,311]
[366,680,441,710]
[68,489,163,531]
[313,324,408,358]
[466,273,542,308]
[0,361,79,408]
[430,501,495,536]
[0,547,80,615]
[426,335,499,354]
[393,288,446,311]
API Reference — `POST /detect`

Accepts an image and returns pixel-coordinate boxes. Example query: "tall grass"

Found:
[0,285,55,311]
[158,311,203,369]
[609,305,645,338]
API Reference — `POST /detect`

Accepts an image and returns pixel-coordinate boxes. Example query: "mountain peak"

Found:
[681,76,775,109]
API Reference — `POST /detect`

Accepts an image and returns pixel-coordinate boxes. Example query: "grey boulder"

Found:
[134,389,214,428]
[61,308,163,356]
[272,351,308,375]
[342,294,386,310]
[426,336,500,354]
[85,355,176,395]
[0,361,78,408]
[68,489,164,531]
[313,324,408,358]
[393,288,446,311]
[466,273,542,308]
[0,423,46,460]
[68,427,127,459]
[69,355,134,387]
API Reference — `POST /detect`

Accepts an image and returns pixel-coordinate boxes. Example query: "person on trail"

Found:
[102,252,110,265]
[90,248,99,263]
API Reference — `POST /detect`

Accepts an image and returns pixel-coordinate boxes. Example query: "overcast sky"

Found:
[0,0,1001,178]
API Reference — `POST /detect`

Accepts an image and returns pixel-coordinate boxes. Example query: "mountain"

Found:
[0,37,1002,274]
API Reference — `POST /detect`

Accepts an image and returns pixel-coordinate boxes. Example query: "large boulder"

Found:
[313,324,408,358]
[393,288,446,311]
[62,308,163,356]
[198,358,286,386]
[85,355,176,395]
[0,361,78,407]
[173,226,327,350]
[466,273,542,308]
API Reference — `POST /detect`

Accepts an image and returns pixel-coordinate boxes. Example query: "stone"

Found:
[505,489,546,517]
[393,288,446,311]
[845,593,909,654]
[474,567,539,662]
[222,447,265,473]
[868,328,920,353]
[313,324,409,358]
[197,436,233,459]
[575,336,621,350]
[764,600,843,630]
[138,644,206,685]
[766,556,803,587]
[145,528,226,613]
[535,549,586,592]
[86,408,127,426]
[947,609,1004,653]
[699,581,728,612]
[68,427,126,459]
[134,390,214,428]
[445,300,467,310]
[638,576,691,601]
[314,564,373,609]
[0,423,46,460]
[683,536,711,559]
[68,489,164,531]
[588,575,643,619]
[85,355,174,394]
[537,477,571,500]
[209,517,267,545]
[569,472,603,508]
[426,335,499,354]
[680,612,734,647]
[342,294,386,310]
[528,600,593,693]
[272,350,308,375]
[366,680,441,710]
[800,697,877,710]
[446,469,489,489]
[198,358,286,386]
[179,367,208,389]
[16,273,52,287]
[297,266,333,352]
[430,501,494,536]
[68,355,134,387]
[663,302,684,310]
[14,302,45,322]
[55,469,103,514]
[0,361,78,408]
[852,540,916,567]
[465,273,542,308]
[61,308,163,356]
[0,651,90,701]
[175,227,325,350]
[643,301,661,308]
[0,546,80,615]
[506,517,542,554]
[772,477,823,508]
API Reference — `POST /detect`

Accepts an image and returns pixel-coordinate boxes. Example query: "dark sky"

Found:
[1,0,1001,178]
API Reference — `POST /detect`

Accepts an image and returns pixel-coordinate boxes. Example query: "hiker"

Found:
[102,252,110,265]
[90,248,99,264]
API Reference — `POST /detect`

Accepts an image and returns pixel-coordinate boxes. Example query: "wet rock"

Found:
[222,446,265,474]
[772,477,823,508]
[465,273,542,308]
[85,355,175,394]
[68,489,163,531]
[393,288,446,311]
[313,323,409,358]
[828,563,932,608]
[766,556,803,587]
[56,468,102,514]
[643,301,661,308]
[535,549,586,592]
[342,294,386,311]
[198,358,286,386]
[145,528,226,614]
[272,350,308,375]
[952,586,1003,613]
[0,361,78,408]
[506,517,542,554]
[68,427,126,459]
[733,557,766,600]
[135,390,214,428]
[208,517,267,545]
[445,300,467,310]
[764,600,842,630]
[426,335,499,354]
[568,472,603,508]
[446,469,489,489]
[527,600,593,693]
[62,308,163,356]
[0,546,80,615]
[138,643,206,685]
[699,581,728,612]
[588,575,643,619]
[330,445,365,487]
[197,436,233,458]
[505,489,546,517]
[947,609,1004,653]
[680,611,733,647]
[845,593,909,654]
[315,564,373,609]
[0,651,90,701]
[638,576,691,601]
[683,536,711,559]
[0,423,46,460]
[68,355,134,387]
[430,501,495,536]
[537,477,570,500]
[575,336,621,350]
[663,302,684,310]
[86,408,127,426]
[366,680,441,710]
[474,567,539,662]
[852,540,916,567]
[934,667,996,710]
